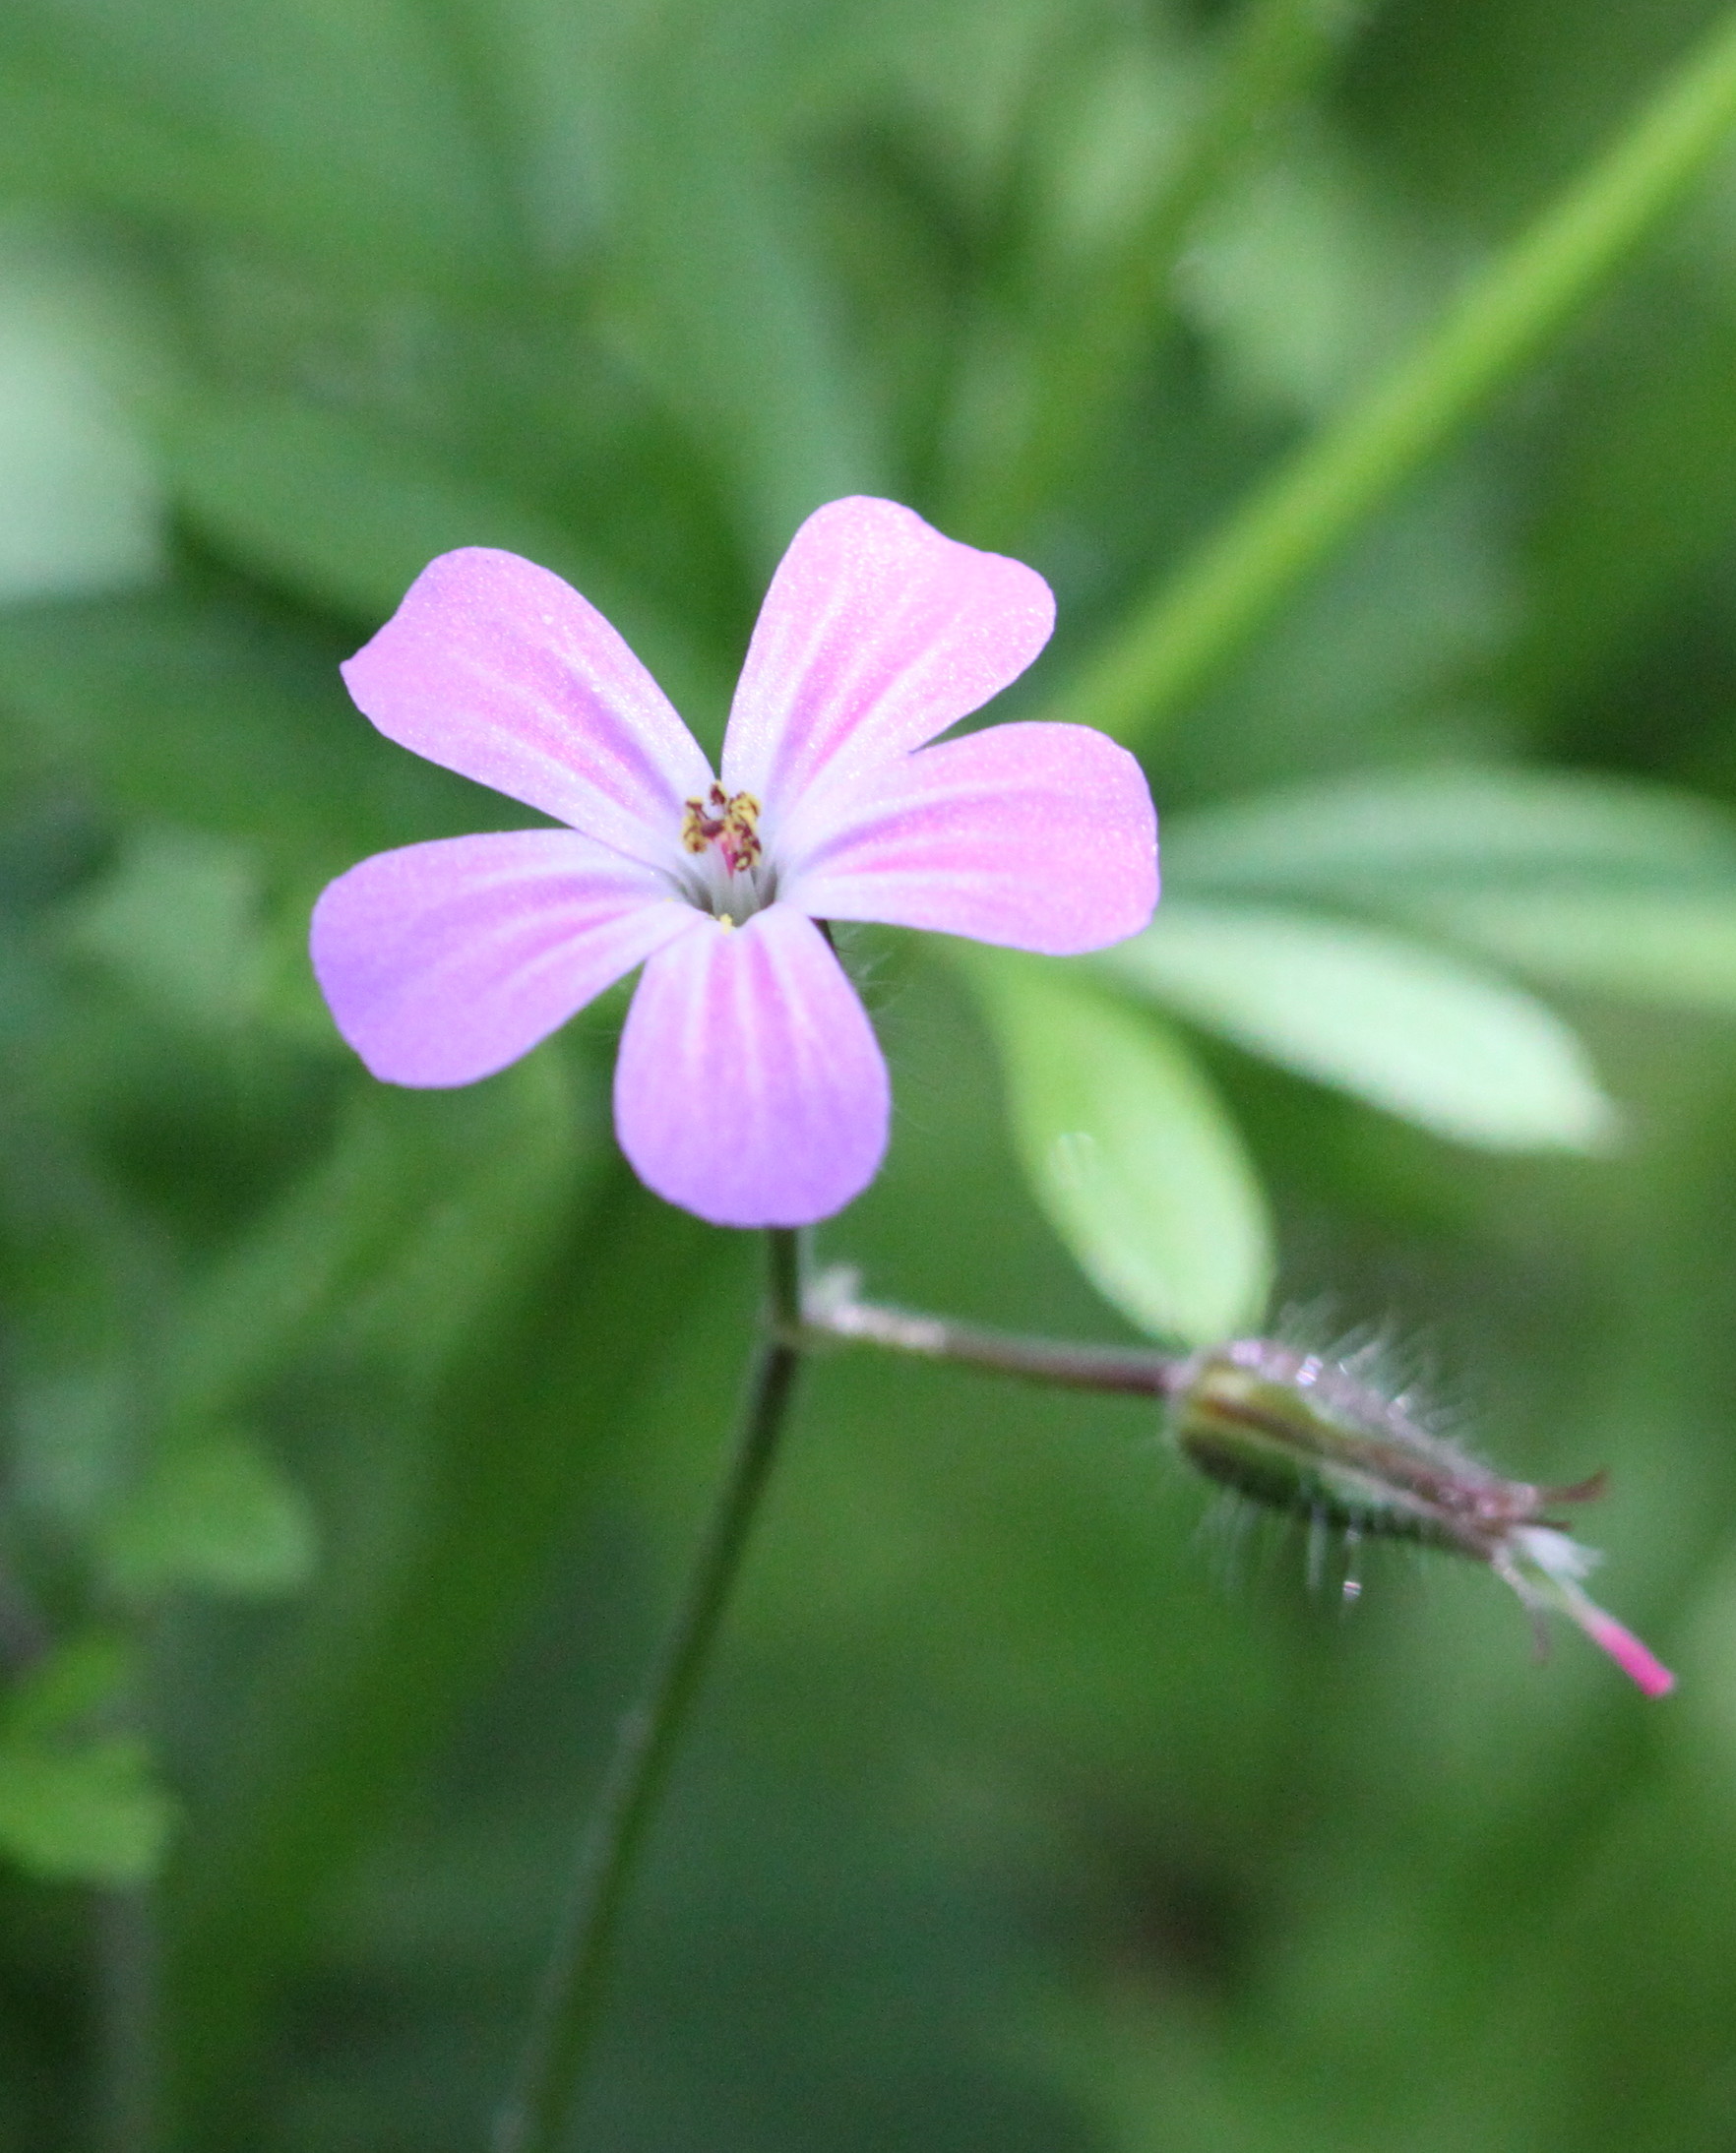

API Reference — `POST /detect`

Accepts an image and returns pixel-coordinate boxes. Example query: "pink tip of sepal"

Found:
[1580,1609,1676,1698]
[1502,1528,1675,1698]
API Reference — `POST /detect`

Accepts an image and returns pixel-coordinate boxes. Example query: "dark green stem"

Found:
[94,1886,160,2153]
[491,1229,805,2153]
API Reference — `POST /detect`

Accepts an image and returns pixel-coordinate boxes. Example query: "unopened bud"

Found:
[1169,1339,1673,1696]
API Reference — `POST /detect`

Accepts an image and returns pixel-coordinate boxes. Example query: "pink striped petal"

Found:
[341,549,713,870]
[778,721,1157,954]
[720,499,1054,819]
[613,903,890,1226]
[311,830,696,1086]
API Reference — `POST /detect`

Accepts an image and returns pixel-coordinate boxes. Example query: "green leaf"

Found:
[0,218,167,603]
[609,12,883,568]
[99,1432,318,1602]
[970,955,1272,1345]
[1403,887,1736,1018]
[0,1,508,287]
[163,1051,597,1429]
[3,1633,135,1742]
[0,1734,175,1886]
[0,587,431,870]
[1101,899,1619,1150]
[65,825,269,1034]
[1161,766,1736,898]
[163,395,713,707]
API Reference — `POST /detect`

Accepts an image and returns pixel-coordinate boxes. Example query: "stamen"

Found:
[681,786,762,874]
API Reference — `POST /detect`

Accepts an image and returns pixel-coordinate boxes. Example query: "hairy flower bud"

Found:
[1168,1338,1674,1695]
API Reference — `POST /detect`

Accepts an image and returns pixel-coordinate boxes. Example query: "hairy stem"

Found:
[794,1272,1185,1399]
[492,1229,805,2153]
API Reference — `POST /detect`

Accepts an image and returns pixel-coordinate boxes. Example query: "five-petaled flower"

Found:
[311,496,1158,1227]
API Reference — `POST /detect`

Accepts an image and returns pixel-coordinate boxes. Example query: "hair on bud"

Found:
[1167,1338,1673,1695]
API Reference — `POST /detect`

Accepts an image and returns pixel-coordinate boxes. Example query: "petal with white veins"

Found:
[312,830,697,1085]
[779,720,1157,954]
[613,903,890,1227]
[341,549,713,870]
[720,498,1054,818]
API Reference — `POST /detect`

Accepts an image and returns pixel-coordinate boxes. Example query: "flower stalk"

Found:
[492,1230,807,2153]
[798,1273,1674,1695]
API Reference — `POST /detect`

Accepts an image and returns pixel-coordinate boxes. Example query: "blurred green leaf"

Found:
[0,589,410,868]
[1043,3,1736,745]
[3,1631,135,1741]
[0,1732,174,1886]
[65,824,269,1034]
[1162,765,1736,897]
[1405,886,1736,1017]
[0,216,167,601]
[607,4,884,566]
[1101,898,1619,1149]
[100,1430,318,1602]
[1507,267,1736,707]
[164,396,589,627]
[162,1184,738,2140]
[162,395,714,708]
[0,0,511,286]
[165,1052,596,1429]
[969,953,1272,1344]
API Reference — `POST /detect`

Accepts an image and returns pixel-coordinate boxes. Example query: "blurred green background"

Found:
[6,0,1736,2147]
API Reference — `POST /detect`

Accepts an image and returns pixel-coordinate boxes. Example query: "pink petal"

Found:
[778,720,1157,954]
[341,549,713,870]
[613,903,890,1227]
[311,830,697,1086]
[720,499,1054,821]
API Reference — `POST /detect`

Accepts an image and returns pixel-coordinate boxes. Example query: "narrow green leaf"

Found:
[971,955,1272,1345]
[1101,899,1619,1151]
[99,1432,319,1602]
[1405,888,1736,1018]
[0,1734,175,1887]
[1161,767,1736,898]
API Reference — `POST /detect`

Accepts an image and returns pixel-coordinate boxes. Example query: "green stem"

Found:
[94,1887,160,2153]
[1047,7,1736,747]
[491,1229,805,2153]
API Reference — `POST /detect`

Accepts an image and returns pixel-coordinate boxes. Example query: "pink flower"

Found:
[311,497,1158,1227]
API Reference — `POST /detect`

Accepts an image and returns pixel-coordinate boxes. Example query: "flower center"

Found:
[682,784,763,875]
[677,784,773,917]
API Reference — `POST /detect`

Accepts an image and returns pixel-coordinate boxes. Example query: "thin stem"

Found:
[793,1273,1186,1400]
[1045,6,1736,747]
[94,1887,160,2153]
[492,1229,806,2153]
